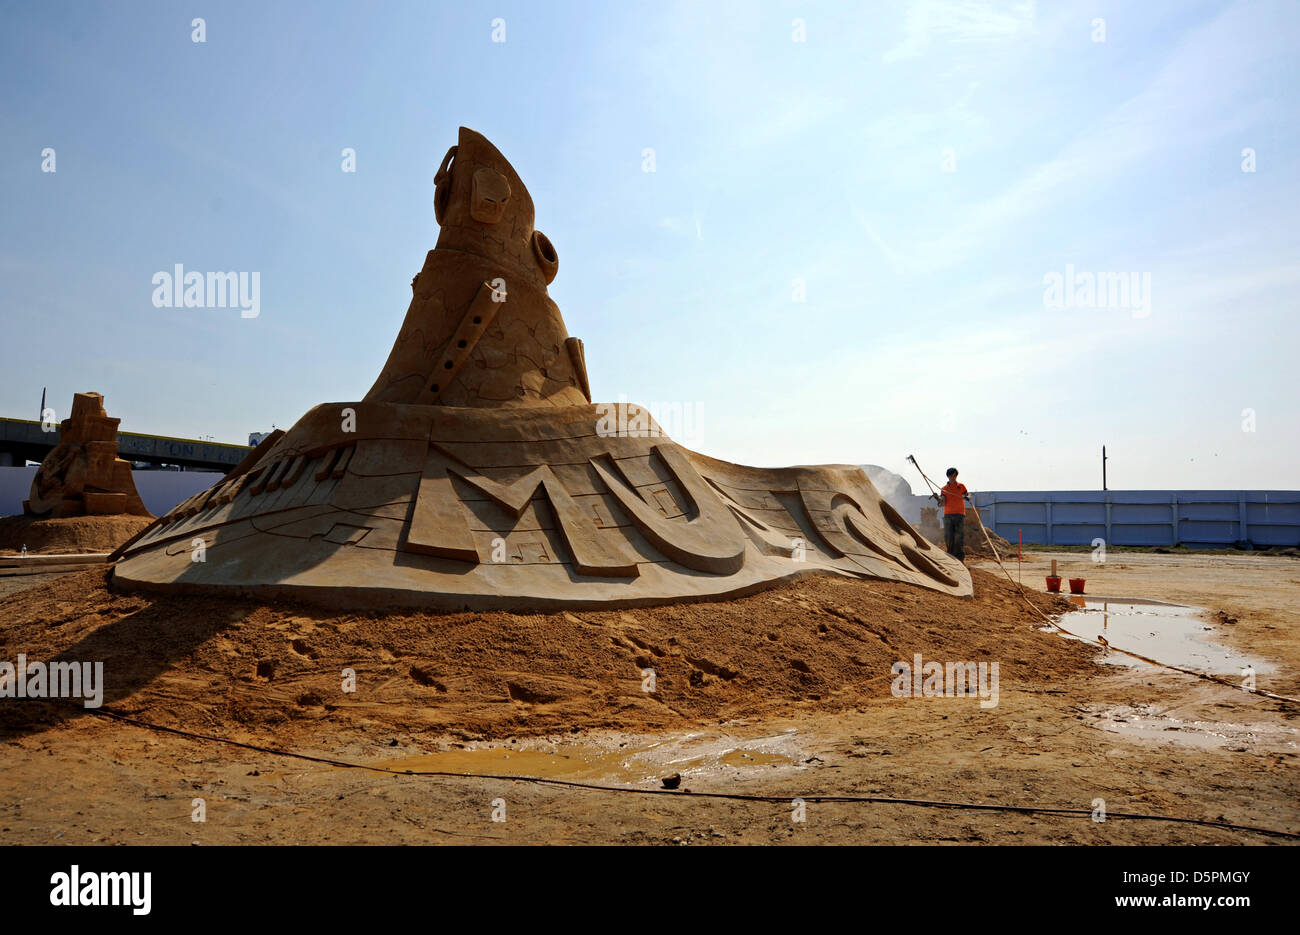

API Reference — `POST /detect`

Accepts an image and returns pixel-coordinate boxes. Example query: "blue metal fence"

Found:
[970,490,1300,548]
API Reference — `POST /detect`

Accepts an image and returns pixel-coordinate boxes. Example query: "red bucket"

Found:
[1068,578,1086,594]
[1045,576,1062,593]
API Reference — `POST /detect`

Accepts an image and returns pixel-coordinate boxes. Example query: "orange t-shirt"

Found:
[940,481,968,515]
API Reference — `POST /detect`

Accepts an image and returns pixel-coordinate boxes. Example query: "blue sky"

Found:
[2,0,1296,491]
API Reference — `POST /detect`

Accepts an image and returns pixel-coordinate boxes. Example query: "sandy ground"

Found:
[0,573,69,602]
[1,551,1296,845]
[0,514,152,555]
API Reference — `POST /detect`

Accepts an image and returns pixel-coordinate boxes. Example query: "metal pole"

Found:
[1102,445,1108,491]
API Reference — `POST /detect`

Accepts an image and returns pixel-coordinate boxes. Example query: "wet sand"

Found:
[1,552,1296,845]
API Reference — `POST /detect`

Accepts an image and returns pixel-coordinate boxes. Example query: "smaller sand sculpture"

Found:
[24,392,152,519]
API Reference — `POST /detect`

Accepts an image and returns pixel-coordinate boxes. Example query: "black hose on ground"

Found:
[24,699,1299,841]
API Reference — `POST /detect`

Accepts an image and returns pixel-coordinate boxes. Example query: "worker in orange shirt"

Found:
[933,467,971,561]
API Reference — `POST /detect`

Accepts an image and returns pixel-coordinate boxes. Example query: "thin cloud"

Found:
[883,0,1038,64]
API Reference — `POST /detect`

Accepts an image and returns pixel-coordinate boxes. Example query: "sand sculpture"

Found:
[25,392,152,519]
[112,128,971,608]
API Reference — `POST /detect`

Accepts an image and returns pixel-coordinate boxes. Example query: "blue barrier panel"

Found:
[971,491,1300,548]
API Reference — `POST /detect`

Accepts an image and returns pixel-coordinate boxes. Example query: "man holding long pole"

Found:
[935,467,971,562]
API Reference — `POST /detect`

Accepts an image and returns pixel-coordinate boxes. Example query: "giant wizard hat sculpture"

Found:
[112,128,971,609]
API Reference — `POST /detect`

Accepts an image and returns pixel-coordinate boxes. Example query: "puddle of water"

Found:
[369,748,642,781]
[1049,599,1273,676]
[366,729,802,785]
[1085,703,1300,754]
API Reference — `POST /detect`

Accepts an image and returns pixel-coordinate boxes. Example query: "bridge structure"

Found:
[0,417,250,472]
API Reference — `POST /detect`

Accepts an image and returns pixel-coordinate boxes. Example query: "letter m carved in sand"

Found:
[403,444,639,577]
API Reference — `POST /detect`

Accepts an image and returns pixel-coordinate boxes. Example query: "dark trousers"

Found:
[944,514,965,561]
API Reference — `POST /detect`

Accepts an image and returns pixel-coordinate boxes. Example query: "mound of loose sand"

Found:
[918,508,1020,560]
[965,519,1020,559]
[0,515,155,555]
[0,567,1080,747]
